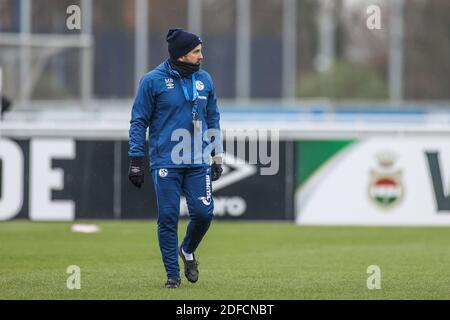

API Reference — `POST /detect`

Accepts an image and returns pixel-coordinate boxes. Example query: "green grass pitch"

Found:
[0,220,449,299]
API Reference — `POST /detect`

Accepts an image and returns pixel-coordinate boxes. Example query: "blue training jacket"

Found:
[128,59,223,169]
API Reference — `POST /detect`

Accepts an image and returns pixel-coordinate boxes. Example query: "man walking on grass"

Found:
[128,28,223,288]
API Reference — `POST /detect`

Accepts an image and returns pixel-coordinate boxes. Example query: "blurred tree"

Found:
[0,0,15,32]
[298,60,388,100]
[297,0,389,100]
[404,0,450,100]
[296,0,391,100]
[297,0,319,77]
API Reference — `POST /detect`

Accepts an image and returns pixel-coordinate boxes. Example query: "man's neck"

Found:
[169,59,200,78]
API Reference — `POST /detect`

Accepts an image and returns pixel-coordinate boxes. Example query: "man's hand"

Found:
[211,162,223,181]
[211,155,223,181]
[128,157,145,188]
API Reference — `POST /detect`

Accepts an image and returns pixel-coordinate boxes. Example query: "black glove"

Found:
[128,157,144,188]
[211,162,223,181]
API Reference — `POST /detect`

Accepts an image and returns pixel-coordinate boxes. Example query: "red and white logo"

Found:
[368,152,404,210]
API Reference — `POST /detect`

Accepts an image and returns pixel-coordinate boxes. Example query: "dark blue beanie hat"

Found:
[166,28,202,60]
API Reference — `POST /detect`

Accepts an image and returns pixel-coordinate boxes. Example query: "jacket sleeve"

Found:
[205,76,224,157]
[128,77,154,158]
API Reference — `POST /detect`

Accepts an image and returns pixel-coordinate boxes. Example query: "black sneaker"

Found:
[179,246,199,283]
[164,278,181,289]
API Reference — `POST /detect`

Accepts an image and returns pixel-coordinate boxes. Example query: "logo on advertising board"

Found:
[368,152,404,210]
[180,154,257,217]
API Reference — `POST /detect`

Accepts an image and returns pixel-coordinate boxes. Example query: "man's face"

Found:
[178,44,203,65]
